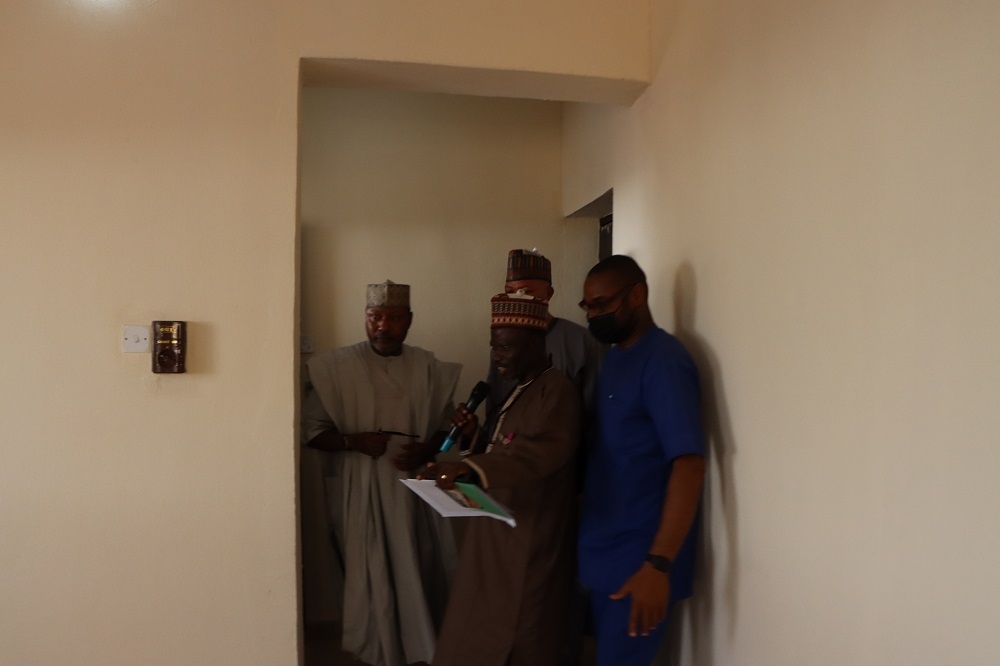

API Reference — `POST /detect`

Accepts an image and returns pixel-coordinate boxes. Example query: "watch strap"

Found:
[645,554,672,573]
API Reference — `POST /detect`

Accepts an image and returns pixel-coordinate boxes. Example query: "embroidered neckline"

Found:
[488,366,553,452]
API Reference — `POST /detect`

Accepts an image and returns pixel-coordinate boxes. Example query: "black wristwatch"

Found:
[645,554,672,573]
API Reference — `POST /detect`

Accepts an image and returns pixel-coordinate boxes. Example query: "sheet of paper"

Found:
[401,479,516,528]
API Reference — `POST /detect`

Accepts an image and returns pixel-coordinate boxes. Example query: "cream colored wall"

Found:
[1,3,302,665]
[1,1,636,664]
[564,0,1000,664]
[21,0,996,662]
[298,0,649,82]
[300,87,595,398]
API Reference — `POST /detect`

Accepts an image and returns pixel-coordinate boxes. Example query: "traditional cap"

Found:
[490,292,549,331]
[506,248,551,283]
[366,280,410,308]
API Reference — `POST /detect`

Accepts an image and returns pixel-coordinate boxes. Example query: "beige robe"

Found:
[305,341,462,666]
[433,368,581,666]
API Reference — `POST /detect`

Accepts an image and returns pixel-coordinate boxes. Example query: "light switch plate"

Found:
[122,325,150,353]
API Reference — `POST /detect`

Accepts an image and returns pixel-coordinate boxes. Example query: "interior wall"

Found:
[297,0,649,83]
[1,1,637,664]
[563,0,1000,664]
[300,87,596,396]
[0,3,302,665]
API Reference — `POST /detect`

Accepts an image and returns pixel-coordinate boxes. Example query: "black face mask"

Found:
[588,311,628,345]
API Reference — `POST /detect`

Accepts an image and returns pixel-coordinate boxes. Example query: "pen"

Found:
[378,429,420,438]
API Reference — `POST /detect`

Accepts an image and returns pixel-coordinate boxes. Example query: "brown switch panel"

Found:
[152,321,186,373]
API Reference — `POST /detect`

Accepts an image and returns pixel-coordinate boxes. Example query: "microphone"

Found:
[439,381,490,453]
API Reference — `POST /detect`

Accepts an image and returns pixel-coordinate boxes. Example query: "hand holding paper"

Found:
[420,460,471,490]
[401,479,516,528]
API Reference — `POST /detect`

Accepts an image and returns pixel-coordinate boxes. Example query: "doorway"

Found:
[599,213,613,260]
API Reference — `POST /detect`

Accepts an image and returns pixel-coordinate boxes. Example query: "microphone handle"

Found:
[438,400,483,453]
[438,429,460,453]
[438,383,489,453]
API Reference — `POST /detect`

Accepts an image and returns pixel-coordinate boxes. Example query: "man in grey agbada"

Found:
[302,280,461,666]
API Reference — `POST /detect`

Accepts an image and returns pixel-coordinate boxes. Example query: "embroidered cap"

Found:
[505,248,551,284]
[366,280,410,308]
[490,292,548,331]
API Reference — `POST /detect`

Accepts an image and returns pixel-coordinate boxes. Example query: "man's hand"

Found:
[392,439,437,471]
[418,461,471,490]
[449,403,479,439]
[344,431,389,459]
[609,562,670,637]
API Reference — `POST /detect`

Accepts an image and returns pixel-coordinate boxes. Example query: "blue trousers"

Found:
[586,588,672,666]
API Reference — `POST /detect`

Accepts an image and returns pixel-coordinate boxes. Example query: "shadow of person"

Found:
[659,261,740,666]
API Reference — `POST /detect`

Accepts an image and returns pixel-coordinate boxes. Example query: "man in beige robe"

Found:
[303,280,461,666]
[426,293,582,666]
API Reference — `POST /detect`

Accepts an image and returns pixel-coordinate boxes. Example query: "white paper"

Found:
[401,479,516,528]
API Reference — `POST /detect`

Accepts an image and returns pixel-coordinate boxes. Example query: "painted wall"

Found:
[297,0,649,82]
[564,0,1000,664]
[300,87,595,399]
[13,0,995,662]
[1,2,641,664]
[1,3,302,664]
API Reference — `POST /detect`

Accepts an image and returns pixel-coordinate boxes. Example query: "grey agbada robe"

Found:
[304,341,461,666]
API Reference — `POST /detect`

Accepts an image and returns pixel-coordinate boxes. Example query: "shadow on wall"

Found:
[664,261,740,666]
